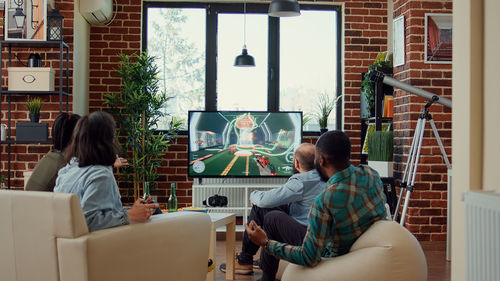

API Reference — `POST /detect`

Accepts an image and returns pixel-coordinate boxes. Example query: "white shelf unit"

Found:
[192,177,286,231]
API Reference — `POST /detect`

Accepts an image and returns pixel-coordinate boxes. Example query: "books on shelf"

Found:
[382,94,394,118]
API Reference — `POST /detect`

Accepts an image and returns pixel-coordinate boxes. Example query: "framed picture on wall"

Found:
[425,13,452,63]
[5,0,47,40]
[392,15,405,67]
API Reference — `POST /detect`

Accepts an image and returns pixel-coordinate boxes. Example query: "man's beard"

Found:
[315,159,330,182]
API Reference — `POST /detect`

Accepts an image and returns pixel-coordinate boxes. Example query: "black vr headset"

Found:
[203,194,228,207]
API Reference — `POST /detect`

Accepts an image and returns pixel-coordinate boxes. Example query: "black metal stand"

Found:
[0,41,69,189]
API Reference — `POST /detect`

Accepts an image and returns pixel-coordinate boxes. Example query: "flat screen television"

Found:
[188,111,303,177]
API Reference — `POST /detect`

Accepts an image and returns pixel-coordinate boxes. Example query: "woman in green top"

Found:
[25,113,81,191]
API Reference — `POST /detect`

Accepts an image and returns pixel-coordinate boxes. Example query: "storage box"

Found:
[8,67,55,91]
[16,123,48,142]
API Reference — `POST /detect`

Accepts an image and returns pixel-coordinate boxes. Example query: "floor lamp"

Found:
[370,71,453,260]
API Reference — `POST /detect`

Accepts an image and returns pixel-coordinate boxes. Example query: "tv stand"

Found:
[192,177,287,231]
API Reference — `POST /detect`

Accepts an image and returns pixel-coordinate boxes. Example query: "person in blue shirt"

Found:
[220,143,326,276]
[54,111,158,232]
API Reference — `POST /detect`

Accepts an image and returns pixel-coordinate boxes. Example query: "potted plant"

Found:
[26,97,42,123]
[316,93,342,134]
[367,130,394,177]
[104,52,182,200]
[361,52,392,117]
[302,113,313,130]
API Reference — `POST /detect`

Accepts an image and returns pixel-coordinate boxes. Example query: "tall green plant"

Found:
[367,131,394,161]
[104,52,181,200]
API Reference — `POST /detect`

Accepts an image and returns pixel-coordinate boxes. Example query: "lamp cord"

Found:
[243,1,247,48]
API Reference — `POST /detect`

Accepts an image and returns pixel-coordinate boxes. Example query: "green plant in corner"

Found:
[367,131,394,161]
[316,93,343,131]
[104,52,182,200]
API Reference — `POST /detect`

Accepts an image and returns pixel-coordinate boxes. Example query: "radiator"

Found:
[192,178,286,218]
[464,191,500,281]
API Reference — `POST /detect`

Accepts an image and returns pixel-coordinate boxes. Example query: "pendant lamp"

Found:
[268,0,301,17]
[234,1,255,67]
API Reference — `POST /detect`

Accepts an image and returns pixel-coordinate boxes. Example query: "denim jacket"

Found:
[249,169,326,226]
[54,158,129,232]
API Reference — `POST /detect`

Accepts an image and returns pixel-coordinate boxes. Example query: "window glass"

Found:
[147,8,206,129]
[279,10,338,131]
[217,13,268,111]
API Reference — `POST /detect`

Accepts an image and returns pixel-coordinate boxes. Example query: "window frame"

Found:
[142,2,343,134]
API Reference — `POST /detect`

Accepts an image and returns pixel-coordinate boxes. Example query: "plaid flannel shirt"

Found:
[266,164,387,267]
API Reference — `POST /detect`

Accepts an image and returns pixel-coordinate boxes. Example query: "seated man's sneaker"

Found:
[219,257,253,275]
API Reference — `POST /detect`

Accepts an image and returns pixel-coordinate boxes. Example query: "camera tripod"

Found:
[393,95,452,225]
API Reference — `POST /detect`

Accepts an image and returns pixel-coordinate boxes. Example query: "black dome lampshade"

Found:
[268,0,301,17]
[234,46,255,67]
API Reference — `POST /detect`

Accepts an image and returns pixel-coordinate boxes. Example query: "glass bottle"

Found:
[167,183,178,212]
[143,181,150,200]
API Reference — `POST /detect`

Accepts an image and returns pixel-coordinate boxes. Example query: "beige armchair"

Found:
[278,220,427,281]
[0,190,211,281]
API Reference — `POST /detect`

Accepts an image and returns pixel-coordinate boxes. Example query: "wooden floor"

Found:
[214,240,451,281]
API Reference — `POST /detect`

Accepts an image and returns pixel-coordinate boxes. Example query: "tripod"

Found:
[393,95,452,225]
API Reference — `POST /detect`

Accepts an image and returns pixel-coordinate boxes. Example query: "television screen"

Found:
[188,111,303,177]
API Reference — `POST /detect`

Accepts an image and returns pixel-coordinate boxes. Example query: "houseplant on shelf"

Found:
[104,52,182,200]
[367,130,394,177]
[361,52,392,118]
[316,93,343,134]
[26,97,42,123]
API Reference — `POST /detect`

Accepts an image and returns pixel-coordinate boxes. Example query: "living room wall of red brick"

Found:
[392,0,452,241]
[86,0,390,205]
[2,0,452,241]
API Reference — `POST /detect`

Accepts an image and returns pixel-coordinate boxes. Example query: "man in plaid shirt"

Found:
[245,130,387,281]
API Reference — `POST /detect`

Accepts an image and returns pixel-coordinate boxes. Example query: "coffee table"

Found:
[207,213,236,281]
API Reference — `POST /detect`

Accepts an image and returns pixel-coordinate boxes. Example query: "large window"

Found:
[147,7,205,128]
[143,3,342,132]
[279,11,338,131]
[217,14,268,111]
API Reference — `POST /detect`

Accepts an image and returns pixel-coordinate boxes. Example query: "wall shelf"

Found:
[0,90,69,96]
[0,40,70,189]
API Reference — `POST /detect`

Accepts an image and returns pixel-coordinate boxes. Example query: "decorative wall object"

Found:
[425,13,452,63]
[392,15,405,67]
[5,0,46,40]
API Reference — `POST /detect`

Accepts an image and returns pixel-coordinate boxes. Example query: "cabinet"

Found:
[0,40,70,188]
[192,178,286,232]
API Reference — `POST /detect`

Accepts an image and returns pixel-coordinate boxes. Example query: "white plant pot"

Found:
[368,161,394,178]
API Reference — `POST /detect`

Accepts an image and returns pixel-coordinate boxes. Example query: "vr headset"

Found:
[202,194,228,207]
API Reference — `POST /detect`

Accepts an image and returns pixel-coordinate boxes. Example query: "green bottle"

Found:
[167,183,178,212]
[143,182,150,200]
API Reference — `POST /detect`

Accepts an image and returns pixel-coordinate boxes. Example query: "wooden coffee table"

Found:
[207,213,236,281]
